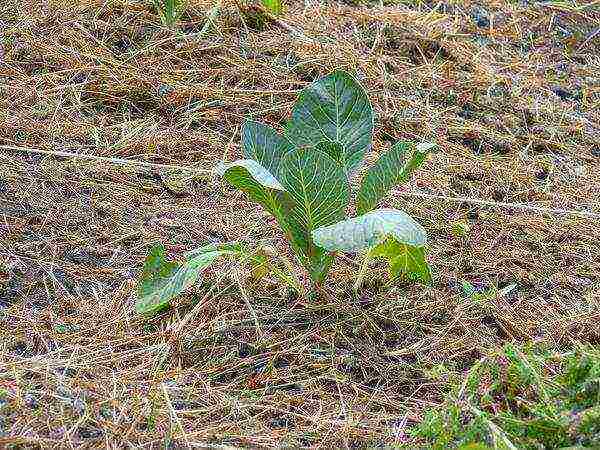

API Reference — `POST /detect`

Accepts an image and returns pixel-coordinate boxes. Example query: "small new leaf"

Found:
[136,243,241,315]
[357,141,435,215]
[369,238,432,285]
[260,0,283,15]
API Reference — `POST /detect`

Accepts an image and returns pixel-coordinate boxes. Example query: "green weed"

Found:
[411,343,600,449]
[152,0,186,28]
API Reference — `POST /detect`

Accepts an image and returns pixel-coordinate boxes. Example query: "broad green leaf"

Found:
[357,141,436,215]
[312,208,426,253]
[242,120,292,179]
[369,238,432,285]
[136,243,242,315]
[281,147,350,281]
[285,70,373,174]
[315,140,345,166]
[216,159,289,218]
[260,0,283,14]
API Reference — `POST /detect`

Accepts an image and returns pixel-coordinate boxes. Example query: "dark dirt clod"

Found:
[78,427,103,440]
[471,7,490,28]
[535,169,549,180]
[551,86,574,101]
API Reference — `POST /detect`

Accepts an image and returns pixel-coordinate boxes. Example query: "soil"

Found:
[1,0,599,447]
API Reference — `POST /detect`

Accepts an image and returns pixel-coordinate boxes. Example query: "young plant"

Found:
[260,0,283,15]
[217,70,435,286]
[152,0,186,28]
[136,70,435,315]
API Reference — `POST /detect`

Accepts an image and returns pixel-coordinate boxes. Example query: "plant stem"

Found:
[277,253,304,296]
[354,251,373,292]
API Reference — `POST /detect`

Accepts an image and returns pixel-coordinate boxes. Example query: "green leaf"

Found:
[153,0,186,27]
[312,208,426,253]
[247,251,270,281]
[315,140,345,166]
[285,70,373,174]
[312,208,431,285]
[281,147,350,281]
[260,0,283,14]
[242,120,292,179]
[458,445,492,450]
[136,243,241,315]
[216,159,290,218]
[460,280,477,298]
[369,238,432,285]
[357,141,436,215]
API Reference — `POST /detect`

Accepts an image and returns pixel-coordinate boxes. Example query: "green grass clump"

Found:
[152,0,186,28]
[411,343,600,449]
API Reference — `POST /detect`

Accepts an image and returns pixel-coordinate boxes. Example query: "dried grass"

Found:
[1,0,599,447]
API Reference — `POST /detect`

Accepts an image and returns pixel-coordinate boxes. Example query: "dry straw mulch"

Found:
[1,0,599,447]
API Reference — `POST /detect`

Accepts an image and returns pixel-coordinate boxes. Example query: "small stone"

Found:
[24,393,38,409]
[270,417,289,428]
[551,86,573,101]
[238,343,253,358]
[467,210,479,220]
[472,8,490,28]
[78,426,103,439]
[591,147,600,157]
[158,84,174,97]
[492,189,506,201]
[72,398,86,415]
[556,26,573,40]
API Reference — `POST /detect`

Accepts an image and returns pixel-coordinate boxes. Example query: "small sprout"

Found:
[452,221,471,238]
[152,0,187,28]
[55,324,68,333]
[261,0,283,15]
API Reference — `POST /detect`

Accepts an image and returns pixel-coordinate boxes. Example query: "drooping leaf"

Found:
[312,208,426,253]
[260,0,283,14]
[136,243,242,315]
[356,141,436,215]
[369,238,432,285]
[281,147,350,281]
[216,159,283,191]
[242,120,293,179]
[216,159,290,218]
[312,208,431,285]
[285,70,373,174]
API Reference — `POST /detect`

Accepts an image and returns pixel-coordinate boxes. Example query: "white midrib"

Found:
[333,80,340,142]
[299,168,314,232]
